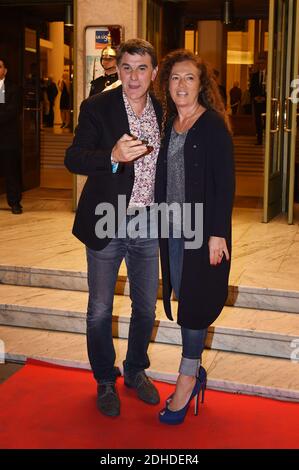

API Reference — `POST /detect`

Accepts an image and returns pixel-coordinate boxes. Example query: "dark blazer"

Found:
[250,71,266,99]
[89,72,119,96]
[0,79,20,150]
[65,85,162,250]
[155,110,235,330]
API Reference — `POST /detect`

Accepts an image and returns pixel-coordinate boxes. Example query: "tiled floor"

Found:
[1,189,299,289]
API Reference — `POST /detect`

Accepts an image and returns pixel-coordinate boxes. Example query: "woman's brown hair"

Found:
[156,49,232,135]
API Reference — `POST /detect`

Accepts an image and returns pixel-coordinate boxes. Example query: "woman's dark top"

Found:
[60,81,70,109]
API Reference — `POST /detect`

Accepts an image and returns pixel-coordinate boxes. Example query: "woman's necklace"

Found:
[174,106,205,134]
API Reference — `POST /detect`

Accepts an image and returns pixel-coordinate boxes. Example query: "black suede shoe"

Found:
[124,371,160,405]
[11,203,23,214]
[97,383,120,417]
[114,366,121,378]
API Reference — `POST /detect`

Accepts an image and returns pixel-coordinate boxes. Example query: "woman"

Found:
[155,50,235,425]
[58,72,71,128]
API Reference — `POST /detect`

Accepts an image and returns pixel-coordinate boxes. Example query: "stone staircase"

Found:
[233,135,264,197]
[1,263,299,402]
[40,129,73,189]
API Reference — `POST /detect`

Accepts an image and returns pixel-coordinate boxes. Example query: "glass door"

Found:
[22,24,41,189]
[263,0,287,222]
[286,0,299,223]
[263,0,299,223]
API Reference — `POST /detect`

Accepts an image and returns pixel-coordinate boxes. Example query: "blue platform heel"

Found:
[159,367,207,425]
[198,365,207,404]
[165,365,207,406]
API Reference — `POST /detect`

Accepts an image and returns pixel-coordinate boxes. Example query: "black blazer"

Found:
[89,73,119,96]
[0,79,20,150]
[250,71,266,99]
[155,110,235,330]
[65,86,162,250]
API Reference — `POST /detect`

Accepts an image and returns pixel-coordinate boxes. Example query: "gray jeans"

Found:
[86,209,159,384]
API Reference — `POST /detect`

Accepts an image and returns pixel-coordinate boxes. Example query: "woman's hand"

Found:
[208,236,229,266]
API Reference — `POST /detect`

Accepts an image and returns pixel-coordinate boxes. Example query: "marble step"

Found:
[1,264,299,314]
[0,263,161,298]
[0,284,299,361]
[1,325,299,402]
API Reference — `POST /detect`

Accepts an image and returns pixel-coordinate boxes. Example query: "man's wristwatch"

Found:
[111,154,119,173]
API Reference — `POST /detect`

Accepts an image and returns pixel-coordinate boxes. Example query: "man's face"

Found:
[257,60,266,71]
[117,52,158,104]
[0,60,7,80]
[101,56,117,73]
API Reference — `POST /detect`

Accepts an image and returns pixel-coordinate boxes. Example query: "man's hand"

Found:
[208,236,229,266]
[254,96,265,103]
[111,134,148,163]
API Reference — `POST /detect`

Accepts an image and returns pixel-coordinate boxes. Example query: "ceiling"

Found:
[163,0,269,19]
[0,1,71,21]
[0,0,269,21]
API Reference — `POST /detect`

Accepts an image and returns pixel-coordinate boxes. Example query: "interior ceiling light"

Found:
[223,0,233,25]
[65,5,73,27]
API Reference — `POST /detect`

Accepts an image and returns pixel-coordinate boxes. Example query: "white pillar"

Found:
[198,20,226,81]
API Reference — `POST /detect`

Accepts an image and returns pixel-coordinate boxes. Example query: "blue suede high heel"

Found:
[165,366,207,406]
[159,368,207,425]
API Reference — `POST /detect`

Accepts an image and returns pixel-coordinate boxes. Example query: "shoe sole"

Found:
[97,405,120,417]
[159,417,184,425]
[98,411,120,417]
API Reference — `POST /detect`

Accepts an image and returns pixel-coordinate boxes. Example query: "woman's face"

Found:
[169,60,201,109]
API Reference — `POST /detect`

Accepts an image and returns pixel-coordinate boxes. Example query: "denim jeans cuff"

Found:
[179,356,200,377]
[98,379,116,386]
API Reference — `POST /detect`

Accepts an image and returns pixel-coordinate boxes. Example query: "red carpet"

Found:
[0,359,298,449]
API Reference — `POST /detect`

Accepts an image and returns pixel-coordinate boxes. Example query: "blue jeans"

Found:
[86,209,159,384]
[168,230,207,376]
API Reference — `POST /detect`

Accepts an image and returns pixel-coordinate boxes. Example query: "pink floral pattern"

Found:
[123,92,160,207]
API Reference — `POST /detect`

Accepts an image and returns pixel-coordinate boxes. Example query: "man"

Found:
[229,81,242,115]
[0,58,22,214]
[46,76,58,127]
[213,69,227,108]
[65,39,162,417]
[250,54,267,144]
[89,45,119,96]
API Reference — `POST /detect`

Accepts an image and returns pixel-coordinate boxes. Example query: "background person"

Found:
[58,72,71,128]
[213,69,227,108]
[0,57,23,214]
[229,81,242,115]
[89,46,119,96]
[46,76,58,127]
[250,54,267,144]
[240,85,252,115]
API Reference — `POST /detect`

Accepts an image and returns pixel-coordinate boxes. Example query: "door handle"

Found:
[270,98,280,133]
[23,107,40,111]
[283,97,292,132]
